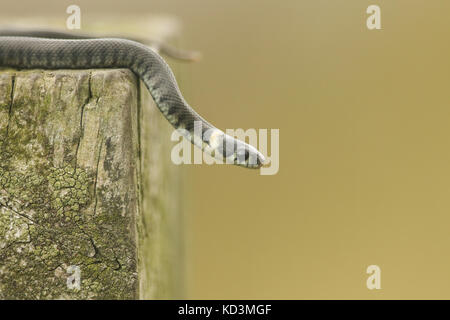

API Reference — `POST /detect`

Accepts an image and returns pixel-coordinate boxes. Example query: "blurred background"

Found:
[2,0,450,299]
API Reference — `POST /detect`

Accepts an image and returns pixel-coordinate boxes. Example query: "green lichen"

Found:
[0,163,136,299]
[0,69,138,300]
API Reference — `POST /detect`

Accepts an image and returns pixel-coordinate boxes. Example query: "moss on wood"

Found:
[0,68,184,299]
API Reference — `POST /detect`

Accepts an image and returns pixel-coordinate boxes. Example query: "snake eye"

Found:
[235,148,248,163]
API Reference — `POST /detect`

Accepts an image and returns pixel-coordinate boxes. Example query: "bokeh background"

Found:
[2,0,450,299]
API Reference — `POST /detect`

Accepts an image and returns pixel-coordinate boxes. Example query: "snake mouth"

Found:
[257,154,270,168]
[261,158,271,168]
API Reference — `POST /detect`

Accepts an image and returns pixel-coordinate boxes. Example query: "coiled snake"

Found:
[0,29,266,168]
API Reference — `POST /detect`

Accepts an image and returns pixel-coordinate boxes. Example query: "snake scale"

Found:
[0,29,266,168]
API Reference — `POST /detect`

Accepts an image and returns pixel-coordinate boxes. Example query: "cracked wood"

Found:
[0,67,182,299]
[0,69,140,299]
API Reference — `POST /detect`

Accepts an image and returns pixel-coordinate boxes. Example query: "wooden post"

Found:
[0,56,182,298]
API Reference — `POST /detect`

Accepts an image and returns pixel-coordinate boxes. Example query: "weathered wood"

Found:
[0,67,181,299]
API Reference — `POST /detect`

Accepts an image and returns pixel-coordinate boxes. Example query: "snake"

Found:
[0,29,267,169]
[0,28,202,62]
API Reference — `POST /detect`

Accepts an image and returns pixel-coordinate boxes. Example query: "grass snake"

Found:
[0,29,266,169]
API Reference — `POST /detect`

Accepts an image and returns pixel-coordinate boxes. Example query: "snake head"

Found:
[207,131,267,168]
[233,139,267,169]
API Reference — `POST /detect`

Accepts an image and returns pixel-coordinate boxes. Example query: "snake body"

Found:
[0,30,266,168]
[0,28,202,62]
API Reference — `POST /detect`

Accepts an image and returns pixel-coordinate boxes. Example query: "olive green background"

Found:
[2,0,450,299]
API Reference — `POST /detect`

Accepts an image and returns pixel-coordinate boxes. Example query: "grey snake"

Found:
[0,29,266,168]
